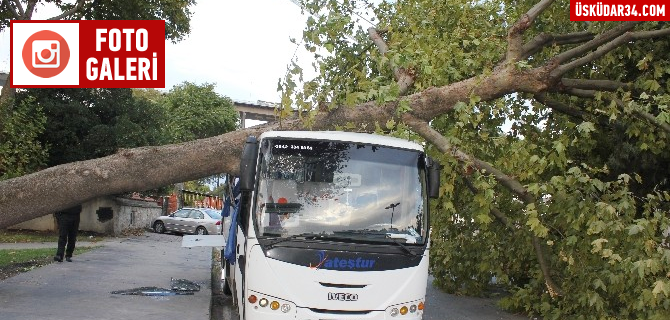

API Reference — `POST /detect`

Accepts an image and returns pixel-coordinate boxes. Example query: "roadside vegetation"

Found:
[0,246,96,281]
[0,229,101,281]
[0,229,59,243]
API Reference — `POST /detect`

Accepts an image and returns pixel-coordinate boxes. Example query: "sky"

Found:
[0,0,311,106]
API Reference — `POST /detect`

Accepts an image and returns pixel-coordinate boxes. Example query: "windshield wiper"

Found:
[386,233,418,244]
[385,234,420,257]
[264,233,319,249]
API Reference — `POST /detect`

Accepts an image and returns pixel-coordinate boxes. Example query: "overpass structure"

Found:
[0,73,283,128]
[233,99,279,128]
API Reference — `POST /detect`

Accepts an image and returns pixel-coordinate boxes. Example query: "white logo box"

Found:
[12,22,80,86]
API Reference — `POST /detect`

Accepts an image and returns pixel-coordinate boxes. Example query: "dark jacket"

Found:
[55,205,81,222]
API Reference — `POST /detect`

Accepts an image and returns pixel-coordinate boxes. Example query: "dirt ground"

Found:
[0,256,54,281]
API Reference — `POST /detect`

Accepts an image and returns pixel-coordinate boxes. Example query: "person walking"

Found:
[54,205,82,262]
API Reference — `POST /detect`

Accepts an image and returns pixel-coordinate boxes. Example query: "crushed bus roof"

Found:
[258,131,424,152]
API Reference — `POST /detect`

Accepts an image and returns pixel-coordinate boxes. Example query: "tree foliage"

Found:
[0,0,197,176]
[277,0,670,318]
[162,82,239,143]
[0,97,48,180]
[1,0,669,318]
[14,88,167,166]
[0,0,194,41]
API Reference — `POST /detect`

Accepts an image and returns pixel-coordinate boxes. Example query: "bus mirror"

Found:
[239,136,259,192]
[427,157,441,199]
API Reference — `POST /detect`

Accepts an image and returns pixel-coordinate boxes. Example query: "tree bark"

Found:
[0,126,268,228]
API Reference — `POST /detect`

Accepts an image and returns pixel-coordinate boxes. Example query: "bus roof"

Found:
[258,131,424,152]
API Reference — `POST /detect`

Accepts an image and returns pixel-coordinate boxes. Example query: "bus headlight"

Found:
[247,290,296,315]
[390,308,399,317]
[259,298,269,307]
[387,299,424,317]
[280,303,291,313]
[400,306,408,315]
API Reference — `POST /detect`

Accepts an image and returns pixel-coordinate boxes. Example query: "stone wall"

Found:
[113,198,161,235]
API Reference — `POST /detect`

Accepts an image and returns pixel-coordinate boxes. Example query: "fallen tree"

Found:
[1,0,670,317]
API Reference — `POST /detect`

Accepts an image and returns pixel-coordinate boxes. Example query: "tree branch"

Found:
[534,92,618,129]
[633,109,670,134]
[402,114,534,203]
[12,0,24,16]
[368,27,415,95]
[405,114,563,296]
[534,93,590,120]
[611,97,670,134]
[550,22,638,68]
[522,31,594,60]
[465,176,563,297]
[48,0,86,20]
[506,0,556,62]
[561,88,598,98]
[463,178,516,230]
[531,235,563,298]
[24,0,37,20]
[561,78,631,92]
[0,125,275,229]
[552,26,670,78]
[547,89,670,134]
[2,0,21,19]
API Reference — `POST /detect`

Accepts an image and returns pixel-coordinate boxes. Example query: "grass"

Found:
[0,229,105,280]
[0,248,56,266]
[0,229,59,243]
[0,229,107,243]
[0,247,96,266]
[0,247,97,280]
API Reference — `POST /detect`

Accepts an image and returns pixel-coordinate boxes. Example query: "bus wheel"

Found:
[222,261,232,295]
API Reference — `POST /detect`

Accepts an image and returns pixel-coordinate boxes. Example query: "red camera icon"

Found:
[32,40,60,68]
[21,30,70,78]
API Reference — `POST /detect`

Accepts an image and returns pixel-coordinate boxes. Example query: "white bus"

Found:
[222,131,440,320]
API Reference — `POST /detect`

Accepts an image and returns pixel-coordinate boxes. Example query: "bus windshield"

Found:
[253,138,427,245]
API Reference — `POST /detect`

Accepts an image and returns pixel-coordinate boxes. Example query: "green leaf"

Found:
[385,119,396,130]
[593,279,607,292]
[591,238,608,253]
[552,141,565,154]
[652,281,669,298]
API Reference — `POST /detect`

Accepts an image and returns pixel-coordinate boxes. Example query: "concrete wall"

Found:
[9,196,161,235]
[9,214,56,231]
[80,197,117,234]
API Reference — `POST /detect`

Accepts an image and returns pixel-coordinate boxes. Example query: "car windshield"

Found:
[204,209,222,220]
[253,138,427,244]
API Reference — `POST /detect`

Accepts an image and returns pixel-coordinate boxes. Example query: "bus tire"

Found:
[222,261,232,295]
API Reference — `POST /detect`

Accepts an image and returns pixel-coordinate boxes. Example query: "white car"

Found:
[152,207,222,235]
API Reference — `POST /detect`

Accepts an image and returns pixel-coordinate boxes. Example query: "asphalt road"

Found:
[423,277,528,320]
[1,232,528,320]
[0,232,212,320]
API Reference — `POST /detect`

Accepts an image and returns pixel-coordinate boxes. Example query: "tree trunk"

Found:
[0,126,268,228]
